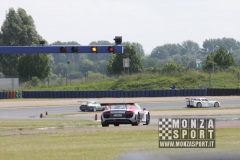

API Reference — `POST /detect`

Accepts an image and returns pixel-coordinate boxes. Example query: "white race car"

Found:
[100,103,150,127]
[186,97,221,108]
[79,101,105,112]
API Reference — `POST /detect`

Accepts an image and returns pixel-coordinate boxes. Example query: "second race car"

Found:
[100,103,150,127]
[186,97,221,108]
[79,101,105,112]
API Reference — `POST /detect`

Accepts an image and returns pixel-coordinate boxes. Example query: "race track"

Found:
[0,98,240,119]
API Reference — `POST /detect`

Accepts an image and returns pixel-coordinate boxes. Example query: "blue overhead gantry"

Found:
[0,36,123,54]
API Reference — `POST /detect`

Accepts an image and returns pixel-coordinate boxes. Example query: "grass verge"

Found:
[0,119,239,160]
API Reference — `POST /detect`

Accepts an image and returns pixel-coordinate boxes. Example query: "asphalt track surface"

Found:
[0,99,240,119]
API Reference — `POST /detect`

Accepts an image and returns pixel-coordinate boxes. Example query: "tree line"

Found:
[0,8,240,84]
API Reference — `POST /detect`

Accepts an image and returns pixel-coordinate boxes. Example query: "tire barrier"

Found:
[1,89,240,99]
[20,89,208,98]
[207,88,240,96]
[0,91,22,99]
[16,91,22,98]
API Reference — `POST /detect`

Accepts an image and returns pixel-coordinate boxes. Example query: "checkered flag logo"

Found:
[159,118,172,140]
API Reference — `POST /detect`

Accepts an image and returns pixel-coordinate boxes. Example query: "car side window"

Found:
[135,103,142,111]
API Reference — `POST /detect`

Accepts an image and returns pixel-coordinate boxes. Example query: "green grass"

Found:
[0,129,156,160]
[0,119,98,132]
[216,128,240,149]
[0,119,239,160]
[23,71,240,91]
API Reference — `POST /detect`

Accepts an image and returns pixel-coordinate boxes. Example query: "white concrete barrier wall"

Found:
[0,78,19,90]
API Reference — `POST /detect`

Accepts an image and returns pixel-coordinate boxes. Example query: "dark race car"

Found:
[100,103,150,127]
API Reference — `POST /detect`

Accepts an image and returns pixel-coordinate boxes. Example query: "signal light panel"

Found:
[0,45,123,54]
[0,36,123,54]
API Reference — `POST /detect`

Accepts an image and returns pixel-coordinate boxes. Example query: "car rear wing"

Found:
[185,98,194,102]
[101,103,134,106]
[78,101,88,104]
[101,103,134,110]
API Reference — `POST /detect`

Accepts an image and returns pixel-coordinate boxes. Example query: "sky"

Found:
[1,0,240,54]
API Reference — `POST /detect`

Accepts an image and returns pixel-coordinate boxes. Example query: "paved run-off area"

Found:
[1,96,240,108]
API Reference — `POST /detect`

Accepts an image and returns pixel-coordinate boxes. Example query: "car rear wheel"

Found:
[144,113,150,125]
[214,102,220,107]
[101,122,109,127]
[196,102,202,108]
[114,124,119,126]
[132,113,140,126]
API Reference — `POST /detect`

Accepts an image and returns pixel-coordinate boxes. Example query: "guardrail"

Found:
[1,89,240,99]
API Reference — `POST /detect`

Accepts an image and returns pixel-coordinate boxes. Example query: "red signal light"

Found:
[60,46,66,53]
[108,46,114,53]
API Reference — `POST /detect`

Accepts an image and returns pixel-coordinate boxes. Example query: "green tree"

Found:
[79,59,95,74]
[150,46,169,59]
[0,8,49,78]
[142,56,163,68]
[182,40,200,55]
[202,38,240,54]
[150,44,183,59]
[51,62,69,77]
[132,42,145,57]
[17,54,51,81]
[214,47,237,68]
[203,47,237,71]
[122,42,145,57]
[107,43,143,75]
[161,61,183,74]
